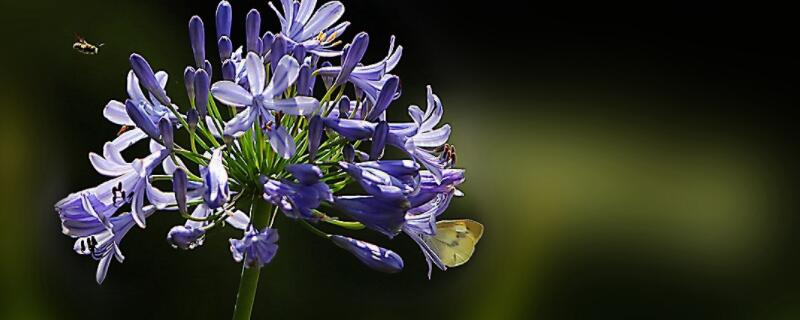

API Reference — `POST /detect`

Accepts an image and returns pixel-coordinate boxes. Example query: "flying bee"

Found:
[73,35,104,55]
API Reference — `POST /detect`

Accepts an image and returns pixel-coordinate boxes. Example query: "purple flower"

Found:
[211,53,319,138]
[230,227,279,268]
[262,164,332,220]
[316,36,402,102]
[269,0,350,57]
[331,235,403,273]
[66,130,175,228]
[202,149,230,209]
[334,195,408,238]
[396,86,451,182]
[167,225,206,250]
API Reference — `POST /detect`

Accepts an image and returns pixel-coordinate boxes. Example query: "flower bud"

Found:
[194,69,210,118]
[336,32,369,86]
[167,225,205,250]
[158,116,174,150]
[246,9,261,53]
[187,109,199,132]
[338,96,351,118]
[218,36,233,61]
[343,143,355,162]
[270,35,287,69]
[183,66,196,102]
[130,54,171,106]
[172,168,188,214]
[331,235,404,273]
[222,59,236,81]
[370,121,388,160]
[189,16,205,68]
[367,76,399,121]
[124,99,159,139]
[286,164,323,185]
[308,115,323,161]
[261,32,274,56]
[215,0,232,39]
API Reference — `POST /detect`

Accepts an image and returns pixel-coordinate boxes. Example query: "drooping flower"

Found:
[230,227,279,268]
[202,149,230,209]
[331,235,404,273]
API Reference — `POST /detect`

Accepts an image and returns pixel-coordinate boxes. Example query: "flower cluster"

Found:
[55,0,479,284]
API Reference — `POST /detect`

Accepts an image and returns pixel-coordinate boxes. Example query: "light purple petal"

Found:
[211,81,253,107]
[104,100,134,126]
[223,106,259,138]
[226,210,250,230]
[89,153,130,177]
[267,126,296,159]
[264,55,300,97]
[244,52,266,95]
[412,124,450,148]
[264,97,319,116]
[299,1,345,40]
[295,0,317,25]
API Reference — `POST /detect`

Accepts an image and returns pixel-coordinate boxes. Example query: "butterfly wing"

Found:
[423,219,484,268]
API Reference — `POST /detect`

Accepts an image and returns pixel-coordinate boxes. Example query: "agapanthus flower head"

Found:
[56,0,480,292]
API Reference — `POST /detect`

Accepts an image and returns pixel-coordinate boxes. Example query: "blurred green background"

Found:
[1,0,798,319]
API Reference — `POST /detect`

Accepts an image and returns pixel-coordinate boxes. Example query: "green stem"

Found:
[231,193,271,320]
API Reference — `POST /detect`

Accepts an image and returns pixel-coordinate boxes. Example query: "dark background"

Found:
[0,1,798,319]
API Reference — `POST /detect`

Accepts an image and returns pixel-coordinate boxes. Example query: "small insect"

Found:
[73,34,104,55]
[116,125,132,136]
